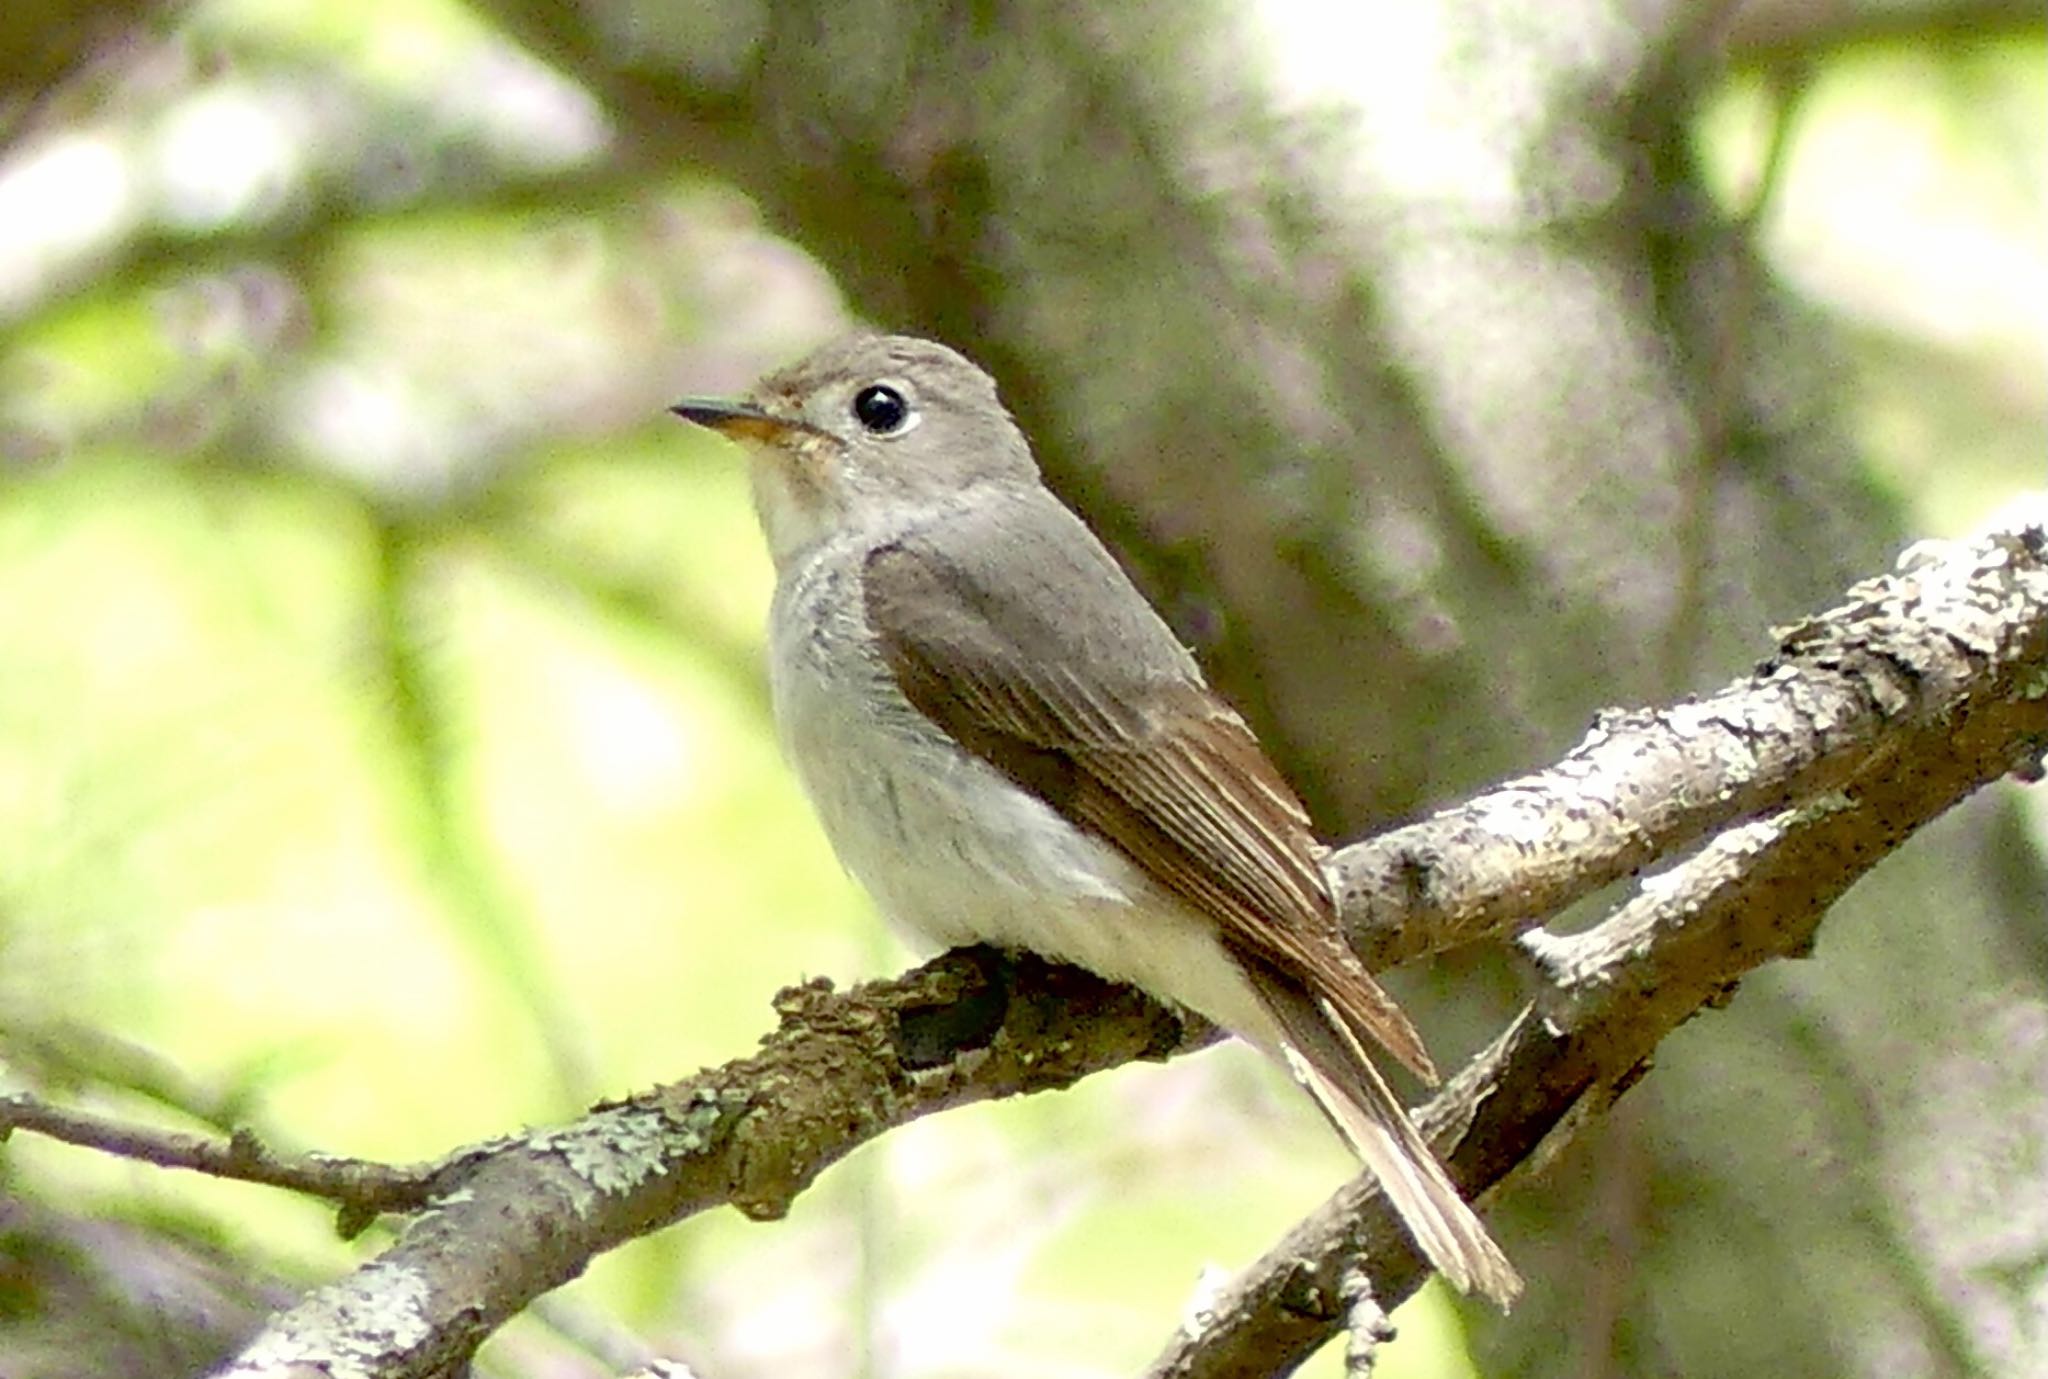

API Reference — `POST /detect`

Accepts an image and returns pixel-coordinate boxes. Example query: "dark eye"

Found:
[852,384,912,435]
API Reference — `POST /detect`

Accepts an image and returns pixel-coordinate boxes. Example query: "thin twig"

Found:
[0,1091,440,1225]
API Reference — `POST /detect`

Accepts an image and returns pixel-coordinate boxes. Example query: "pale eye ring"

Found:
[851,384,915,436]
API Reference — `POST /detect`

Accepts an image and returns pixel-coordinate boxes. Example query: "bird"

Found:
[671,333,1519,1306]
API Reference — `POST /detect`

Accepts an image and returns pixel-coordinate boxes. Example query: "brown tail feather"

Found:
[1249,969,1521,1308]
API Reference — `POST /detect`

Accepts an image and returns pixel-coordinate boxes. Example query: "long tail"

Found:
[1249,968,1522,1308]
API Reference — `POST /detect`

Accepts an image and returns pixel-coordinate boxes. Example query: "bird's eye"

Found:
[851,384,913,436]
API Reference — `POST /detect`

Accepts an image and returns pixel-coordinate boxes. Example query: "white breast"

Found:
[764,534,1272,1041]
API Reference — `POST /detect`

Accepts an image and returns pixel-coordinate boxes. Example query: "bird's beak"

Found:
[669,398,820,445]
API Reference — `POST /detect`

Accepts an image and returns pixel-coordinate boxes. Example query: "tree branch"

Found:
[1332,528,2048,965]
[210,954,1198,1378]
[1150,526,2048,1374]
[125,523,2042,1377]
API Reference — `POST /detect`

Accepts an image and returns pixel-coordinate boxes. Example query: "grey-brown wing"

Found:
[862,502,1437,1082]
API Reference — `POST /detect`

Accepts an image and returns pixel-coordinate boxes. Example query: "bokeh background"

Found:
[0,2,2042,1376]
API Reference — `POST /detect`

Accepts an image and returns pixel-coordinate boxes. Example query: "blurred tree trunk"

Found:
[472,3,2046,1376]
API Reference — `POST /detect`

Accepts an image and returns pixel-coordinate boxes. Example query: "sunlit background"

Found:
[0,2,2040,1377]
